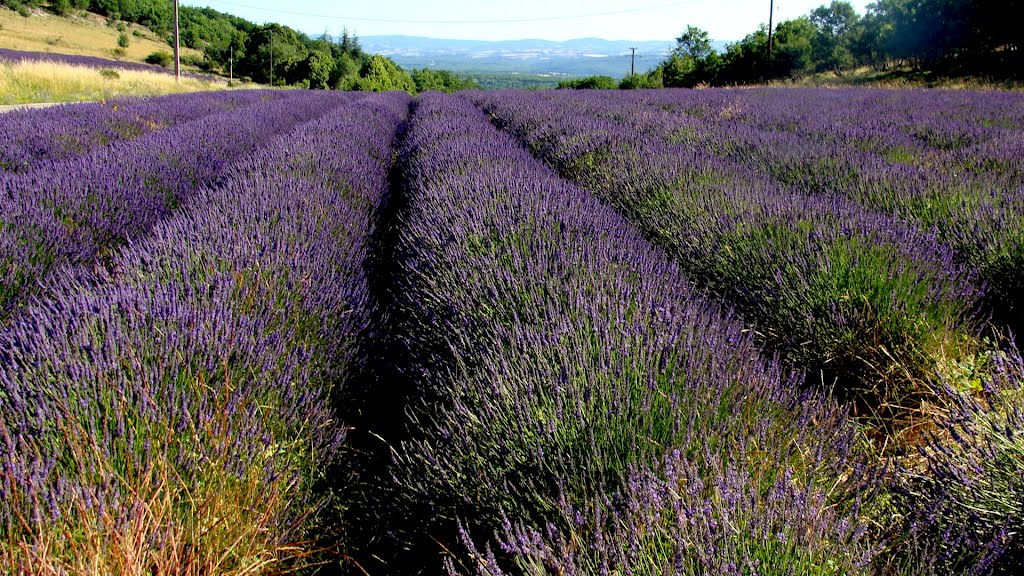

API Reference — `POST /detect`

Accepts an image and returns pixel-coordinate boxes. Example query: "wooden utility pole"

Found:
[173,0,180,82]
[767,0,774,62]
[229,44,233,83]
[630,47,637,76]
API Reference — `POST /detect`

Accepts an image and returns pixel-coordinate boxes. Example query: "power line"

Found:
[195,0,698,25]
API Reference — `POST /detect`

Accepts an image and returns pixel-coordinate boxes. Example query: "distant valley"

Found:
[360,36,693,79]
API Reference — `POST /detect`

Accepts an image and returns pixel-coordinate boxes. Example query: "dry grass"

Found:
[0,6,202,64]
[785,65,1024,91]
[0,6,238,103]
[0,59,233,103]
[0,382,328,576]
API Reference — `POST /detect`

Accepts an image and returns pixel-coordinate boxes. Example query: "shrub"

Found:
[178,54,214,72]
[110,47,125,59]
[99,68,120,79]
[558,75,618,89]
[117,33,129,48]
[145,50,173,68]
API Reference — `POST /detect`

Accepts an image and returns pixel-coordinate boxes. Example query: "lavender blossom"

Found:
[469,88,988,405]
[386,92,874,575]
[0,91,410,570]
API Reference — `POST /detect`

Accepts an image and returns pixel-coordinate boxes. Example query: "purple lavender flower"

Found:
[0,91,410,568]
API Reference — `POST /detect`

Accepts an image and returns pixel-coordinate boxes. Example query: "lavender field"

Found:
[1,87,1023,575]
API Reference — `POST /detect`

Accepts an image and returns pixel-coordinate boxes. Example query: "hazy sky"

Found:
[181,0,874,42]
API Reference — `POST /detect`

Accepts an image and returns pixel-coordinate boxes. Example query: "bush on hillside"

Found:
[145,50,173,67]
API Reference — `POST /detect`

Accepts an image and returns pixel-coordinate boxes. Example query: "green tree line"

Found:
[661,0,1023,86]
[560,0,1023,89]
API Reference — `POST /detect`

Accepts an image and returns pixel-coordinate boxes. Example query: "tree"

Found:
[53,0,88,15]
[661,25,719,87]
[412,68,479,92]
[145,50,173,67]
[810,0,859,37]
[340,27,363,59]
[619,68,663,89]
[673,25,714,60]
[239,24,309,85]
[331,52,360,89]
[557,75,618,89]
[89,0,172,35]
[867,0,968,65]
[353,55,415,93]
[810,1,861,71]
[971,0,1024,75]
[773,17,817,77]
[715,25,770,84]
[305,49,334,89]
[852,8,887,67]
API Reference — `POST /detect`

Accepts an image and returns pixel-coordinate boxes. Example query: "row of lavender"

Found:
[0,47,217,81]
[0,91,409,572]
[0,90,359,324]
[549,88,1024,330]
[0,90,283,173]
[2,86,1021,574]
[463,88,1024,573]
[371,91,877,575]
[467,89,985,408]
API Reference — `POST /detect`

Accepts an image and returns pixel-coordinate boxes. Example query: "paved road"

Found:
[0,102,79,114]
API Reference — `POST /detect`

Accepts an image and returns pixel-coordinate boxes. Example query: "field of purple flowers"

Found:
[1,87,1023,575]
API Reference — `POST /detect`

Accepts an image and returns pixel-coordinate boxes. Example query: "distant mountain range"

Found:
[359,36,727,79]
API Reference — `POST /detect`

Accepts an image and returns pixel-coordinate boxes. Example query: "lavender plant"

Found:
[469,89,987,408]
[0,91,410,573]
[0,90,283,173]
[579,88,1024,333]
[0,91,356,324]
[386,92,875,575]
[887,347,1024,573]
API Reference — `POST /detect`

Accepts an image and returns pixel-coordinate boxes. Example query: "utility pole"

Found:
[630,47,637,76]
[173,0,180,82]
[767,0,774,62]
[269,30,274,86]
[229,44,233,83]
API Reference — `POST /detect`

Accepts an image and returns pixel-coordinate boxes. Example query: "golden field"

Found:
[0,58,230,104]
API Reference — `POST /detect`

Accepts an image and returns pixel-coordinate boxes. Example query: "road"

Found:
[0,102,77,114]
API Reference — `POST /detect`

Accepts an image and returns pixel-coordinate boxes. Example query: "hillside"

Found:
[0,5,203,67]
[0,4,458,97]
